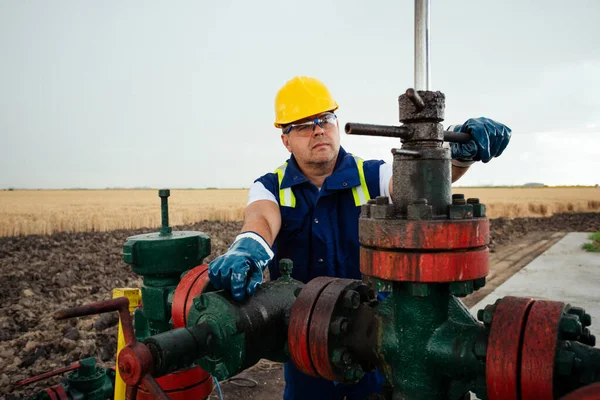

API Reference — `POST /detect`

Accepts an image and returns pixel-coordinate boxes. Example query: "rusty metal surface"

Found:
[118,342,155,385]
[345,122,412,139]
[392,146,452,216]
[360,247,489,282]
[520,300,566,400]
[17,361,82,386]
[140,375,170,400]
[359,218,489,250]
[309,279,360,381]
[171,264,210,328]
[398,90,445,122]
[43,386,69,400]
[288,276,337,377]
[486,296,536,400]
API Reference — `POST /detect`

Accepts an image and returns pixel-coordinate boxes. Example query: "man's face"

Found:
[280,112,341,166]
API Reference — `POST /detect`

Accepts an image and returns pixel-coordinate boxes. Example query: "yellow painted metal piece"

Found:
[112,288,142,400]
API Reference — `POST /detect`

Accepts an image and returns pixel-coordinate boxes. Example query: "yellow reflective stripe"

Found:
[274,162,296,208]
[352,156,371,206]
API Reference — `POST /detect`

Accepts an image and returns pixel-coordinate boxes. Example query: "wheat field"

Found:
[0,188,598,237]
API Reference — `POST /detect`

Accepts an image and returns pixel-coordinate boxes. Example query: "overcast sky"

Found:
[1,0,599,189]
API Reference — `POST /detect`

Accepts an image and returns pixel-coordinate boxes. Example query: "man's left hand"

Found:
[449,117,512,163]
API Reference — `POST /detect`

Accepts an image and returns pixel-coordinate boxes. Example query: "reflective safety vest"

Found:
[273,155,371,208]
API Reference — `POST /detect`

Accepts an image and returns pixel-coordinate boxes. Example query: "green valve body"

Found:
[30,358,115,400]
[140,260,303,381]
[376,284,486,400]
[122,189,211,335]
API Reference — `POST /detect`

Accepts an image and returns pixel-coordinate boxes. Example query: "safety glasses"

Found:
[283,113,338,135]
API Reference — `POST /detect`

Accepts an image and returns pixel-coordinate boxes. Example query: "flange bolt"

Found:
[567,306,592,327]
[343,290,361,310]
[452,193,466,205]
[476,301,499,327]
[559,314,583,339]
[332,348,352,367]
[330,317,350,336]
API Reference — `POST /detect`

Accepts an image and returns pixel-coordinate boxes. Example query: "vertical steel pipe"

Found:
[414,0,430,90]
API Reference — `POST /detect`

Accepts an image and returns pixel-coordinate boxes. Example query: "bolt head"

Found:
[560,314,583,339]
[473,277,486,290]
[375,196,389,205]
[330,317,350,335]
[477,304,497,326]
[343,290,361,309]
[343,363,364,382]
[158,189,170,198]
[332,348,352,367]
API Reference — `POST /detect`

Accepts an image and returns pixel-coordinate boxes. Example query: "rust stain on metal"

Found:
[360,218,489,250]
[520,300,565,400]
[288,276,337,377]
[486,296,536,400]
[360,247,489,282]
[309,279,358,381]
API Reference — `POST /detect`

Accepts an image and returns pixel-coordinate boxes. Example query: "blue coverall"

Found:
[255,146,386,399]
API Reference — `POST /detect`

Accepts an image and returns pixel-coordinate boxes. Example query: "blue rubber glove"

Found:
[208,232,274,301]
[449,117,512,163]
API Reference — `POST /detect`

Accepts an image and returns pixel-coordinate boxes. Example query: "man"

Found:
[208,76,511,399]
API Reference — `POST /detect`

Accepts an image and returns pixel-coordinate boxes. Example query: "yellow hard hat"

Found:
[274,76,339,128]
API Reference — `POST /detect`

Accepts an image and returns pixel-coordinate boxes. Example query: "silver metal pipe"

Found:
[414,0,430,90]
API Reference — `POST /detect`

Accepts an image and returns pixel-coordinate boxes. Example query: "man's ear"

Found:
[281,134,292,153]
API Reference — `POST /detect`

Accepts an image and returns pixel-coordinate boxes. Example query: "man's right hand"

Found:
[208,232,274,301]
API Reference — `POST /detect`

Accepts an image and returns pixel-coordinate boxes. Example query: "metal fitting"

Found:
[330,317,350,336]
[398,90,445,123]
[193,296,208,311]
[567,306,592,327]
[476,302,498,327]
[360,204,371,218]
[332,348,352,367]
[371,203,395,219]
[343,363,364,382]
[407,200,433,220]
[467,198,486,218]
[452,194,466,205]
[580,328,596,347]
[448,203,474,220]
[449,281,474,297]
[473,277,486,291]
[343,290,361,309]
[278,258,293,279]
[375,196,389,205]
[560,314,584,339]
